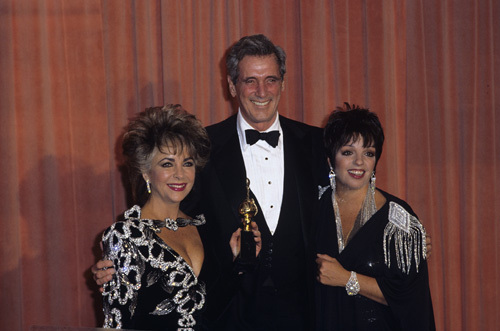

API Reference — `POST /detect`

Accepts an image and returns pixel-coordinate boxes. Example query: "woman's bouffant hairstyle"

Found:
[122,104,210,204]
[226,34,287,85]
[324,103,385,170]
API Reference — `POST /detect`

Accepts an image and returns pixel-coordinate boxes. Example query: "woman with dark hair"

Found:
[314,104,435,330]
[101,105,260,331]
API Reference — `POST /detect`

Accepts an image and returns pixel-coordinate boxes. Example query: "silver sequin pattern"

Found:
[383,202,427,274]
[102,205,206,330]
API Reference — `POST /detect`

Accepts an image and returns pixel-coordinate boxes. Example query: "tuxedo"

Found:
[193,114,328,330]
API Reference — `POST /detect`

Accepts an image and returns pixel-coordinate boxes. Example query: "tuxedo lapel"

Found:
[215,143,247,224]
[207,117,248,226]
[278,117,319,246]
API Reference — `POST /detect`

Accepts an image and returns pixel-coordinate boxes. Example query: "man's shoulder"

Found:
[204,114,323,144]
[279,115,320,130]
[205,115,237,140]
[279,115,322,141]
[204,115,238,153]
[206,115,236,131]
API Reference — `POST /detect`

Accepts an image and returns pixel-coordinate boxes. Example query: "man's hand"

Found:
[426,234,432,258]
[91,259,115,293]
[229,221,262,260]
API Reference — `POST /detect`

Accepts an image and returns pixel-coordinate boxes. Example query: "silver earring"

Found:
[370,171,376,191]
[146,180,151,194]
[329,167,336,193]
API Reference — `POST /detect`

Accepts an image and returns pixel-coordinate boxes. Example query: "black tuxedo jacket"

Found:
[192,114,328,330]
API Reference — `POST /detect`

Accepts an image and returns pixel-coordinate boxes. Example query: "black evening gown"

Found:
[102,205,206,331]
[314,188,435,331]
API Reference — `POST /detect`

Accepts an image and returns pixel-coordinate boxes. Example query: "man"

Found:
[94,34,327,330]
[196,34,328,330]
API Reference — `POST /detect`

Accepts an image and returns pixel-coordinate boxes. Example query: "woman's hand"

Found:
[315,254,351,287]
[316,253,388,305]
[229,221,262,261]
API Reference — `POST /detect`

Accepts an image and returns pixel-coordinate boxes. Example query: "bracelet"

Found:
[345,271,360,296]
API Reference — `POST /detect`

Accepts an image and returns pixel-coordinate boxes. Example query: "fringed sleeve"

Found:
[379,201,435,330]
[383,201,427,274]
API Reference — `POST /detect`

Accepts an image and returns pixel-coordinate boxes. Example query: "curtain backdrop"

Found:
[1,1,498,330]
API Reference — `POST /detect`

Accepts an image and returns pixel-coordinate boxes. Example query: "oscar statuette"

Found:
[238,178,258,262]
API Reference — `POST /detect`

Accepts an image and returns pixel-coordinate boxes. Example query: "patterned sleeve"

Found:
[377,202,435,330]
[101,221,144,328]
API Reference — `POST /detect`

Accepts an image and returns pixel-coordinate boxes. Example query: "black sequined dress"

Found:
[314,189,435,330]
[102,205,206,331]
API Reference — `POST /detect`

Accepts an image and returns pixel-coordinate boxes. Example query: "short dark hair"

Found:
[324,103,385,170]
[122,104,210,204]
[226,34,286,85]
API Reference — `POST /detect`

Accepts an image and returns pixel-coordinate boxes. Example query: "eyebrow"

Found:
[241,75,281,81]
[157,156,194,163]
[342,144,375,148]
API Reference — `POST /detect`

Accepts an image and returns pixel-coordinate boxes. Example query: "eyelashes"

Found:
[339,149,376,157]
[160,161,194,168]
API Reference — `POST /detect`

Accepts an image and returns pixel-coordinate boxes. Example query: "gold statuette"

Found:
[239,178,258,231]
[238,178,258,261]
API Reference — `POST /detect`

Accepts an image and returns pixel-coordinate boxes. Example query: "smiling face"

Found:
[143,145,196,206]
[227,55,285,131]
[333,137,376,192]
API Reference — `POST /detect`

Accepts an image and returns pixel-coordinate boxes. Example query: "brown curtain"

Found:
[1,1,498,330]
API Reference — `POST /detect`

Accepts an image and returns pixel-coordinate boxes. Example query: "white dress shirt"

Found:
[237,110,284,235]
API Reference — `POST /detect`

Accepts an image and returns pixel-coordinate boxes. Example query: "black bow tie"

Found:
[245,129,280,148]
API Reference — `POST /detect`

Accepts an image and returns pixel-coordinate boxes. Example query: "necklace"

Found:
[124,205,206,233]
[151,216,206,232]
[332,186,377,253]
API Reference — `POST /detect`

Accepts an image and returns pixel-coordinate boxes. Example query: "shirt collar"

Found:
[236,109,282,150]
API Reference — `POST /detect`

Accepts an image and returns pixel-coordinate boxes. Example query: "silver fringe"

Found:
[383,202,427,274]
[332,191,345,253]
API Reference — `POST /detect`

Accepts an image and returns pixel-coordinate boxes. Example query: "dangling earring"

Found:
[370,171,376,192]
[146,180,152,194]
[357,171,377,229]
[329,167,336,193]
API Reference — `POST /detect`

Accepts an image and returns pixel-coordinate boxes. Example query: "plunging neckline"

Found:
[337,194,388,255]
[124,205,205,278]
[149,228,202,277]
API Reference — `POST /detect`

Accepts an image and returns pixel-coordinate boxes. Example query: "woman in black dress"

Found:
[314,104,435,330]
[101,105,260,330]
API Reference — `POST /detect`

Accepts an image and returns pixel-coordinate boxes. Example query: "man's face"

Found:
[227,55,285,131]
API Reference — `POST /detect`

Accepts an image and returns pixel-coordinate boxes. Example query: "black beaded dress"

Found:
[102,205,206,331]
[314,189,435,330]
